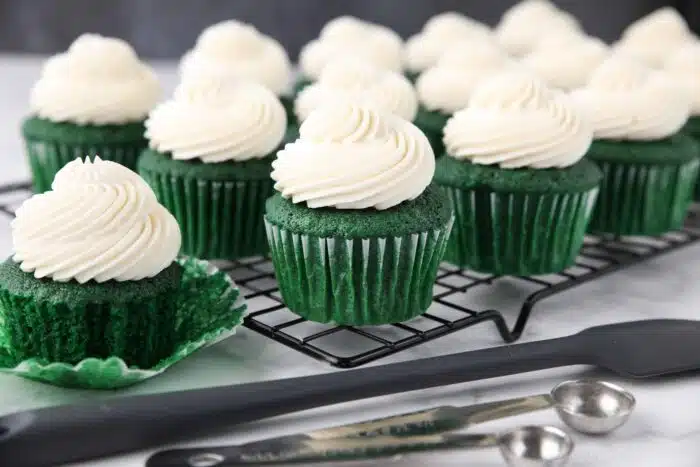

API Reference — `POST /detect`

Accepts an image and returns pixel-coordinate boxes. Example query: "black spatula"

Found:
[1,318,699,467]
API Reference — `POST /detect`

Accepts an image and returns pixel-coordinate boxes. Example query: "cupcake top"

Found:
[179,20,292,96]
[416,41,515,114]
[299,16,404,80]
[294,58,418,122]
[522,33,609,90]
[443,70,593,168]
[404,11,492,73]
[570,55,690,141]
[30,34,160,125]
[664,43,700,116]
[145,76,286,163]
[271,101,435,210]
[614,7,694,68]
[12,157,181,284]
[495,0,581,57]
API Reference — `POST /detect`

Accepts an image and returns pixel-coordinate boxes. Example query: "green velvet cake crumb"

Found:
[0,260,182,368]
[139,148,275,181]
[265,184,453,238]
[586,132,699,165]
[435,157,603,193]
[683,116,700,140]
[414,106,450,158]
[22,116,146,145]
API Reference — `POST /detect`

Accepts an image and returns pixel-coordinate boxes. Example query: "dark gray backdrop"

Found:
[0,0,697,60]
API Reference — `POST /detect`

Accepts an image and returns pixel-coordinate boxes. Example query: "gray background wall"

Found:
[0,0,697,60]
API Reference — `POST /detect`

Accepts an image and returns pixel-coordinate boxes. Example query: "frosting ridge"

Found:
[443,70,593,168]
[179,20,292,95]
[30,34,160,125]
[571,55,690,140]
[12,157,181,283]
[664,43,700,116]
[145,77,286,163]
[295,59,418,121]
[271,102,435,210]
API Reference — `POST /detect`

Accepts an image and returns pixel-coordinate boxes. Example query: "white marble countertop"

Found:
[1,54,700,467]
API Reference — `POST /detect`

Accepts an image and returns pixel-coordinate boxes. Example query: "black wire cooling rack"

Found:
[1,181,699,369]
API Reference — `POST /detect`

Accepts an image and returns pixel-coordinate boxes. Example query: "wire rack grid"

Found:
[0,181,698,369]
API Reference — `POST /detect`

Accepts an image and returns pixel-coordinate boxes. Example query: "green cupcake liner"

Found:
[0,257,246,389]
[139,152,275,260]
[24,139,144,193]
[683,118,700,201]
[588,159,700,235]
[264,216,454,326]
[442,187,599,275]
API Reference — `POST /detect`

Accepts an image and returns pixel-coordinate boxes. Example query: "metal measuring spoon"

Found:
[147,380,633,467]
[166,424,574,466]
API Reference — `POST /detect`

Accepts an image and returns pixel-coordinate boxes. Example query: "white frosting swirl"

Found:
[294,59,418,122]
[443,71,593,168]
[614,7,693,68]
[179,20,292,96]
[417,41,515,114]
[145,77,286,163]
[299,16,404,80]
[404,12,493,73]
[665,43,700,116]
[30,34,160,125]
[12,157,181,284]
[570,55,690,140]
[496,0,581,56]
[523,35,609,90]
[271,102,435,210]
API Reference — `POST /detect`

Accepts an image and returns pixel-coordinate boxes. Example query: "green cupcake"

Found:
[414,42,515,158]
[178,20,298,143]
[572,55,700,235]
[139,77,287,260]
[664,45,700,201]
[1,156,182,368]
[437,71,601,275]
[266,102,453,326]
[22,34,160,193]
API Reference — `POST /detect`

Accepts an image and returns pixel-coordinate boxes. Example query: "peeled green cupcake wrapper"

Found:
[24,140,144,193]
[264,216,454,326]
[588,159,700,236]
[141,167,275,260]
[443,187,599,275]
[0,257,246,389]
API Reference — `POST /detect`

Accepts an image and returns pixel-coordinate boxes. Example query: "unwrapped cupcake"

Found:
[22,34,160,193]
[0,157,246,387]
[294,58,417,124]
[571,55,698,235]
[404,11,492,81]
[495,0,581,57]
[266,101,453,325]
[415,41,515,158]
[437,70,601,275]
[614,7,696,68]
[179,20,295,137]
[665,43,700,200]
[297,16,403,93]
[139,76,286,260]
[522,33,609,90]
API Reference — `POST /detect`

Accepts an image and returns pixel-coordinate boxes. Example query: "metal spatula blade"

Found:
[1,318,699,467]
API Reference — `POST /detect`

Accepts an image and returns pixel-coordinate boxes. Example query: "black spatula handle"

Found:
[0,334,586,467]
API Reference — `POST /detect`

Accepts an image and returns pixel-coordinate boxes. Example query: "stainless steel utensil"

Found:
[4,317,682,467]
[158,425,574,466]
[147,379,632,467]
